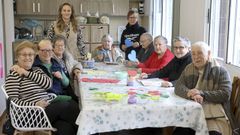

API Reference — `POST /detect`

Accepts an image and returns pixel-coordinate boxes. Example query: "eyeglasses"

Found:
[173,46,185,50]
[39,49,52,53]
[55,45,65,48]
[129,16,137,19]
[19,53,35,57]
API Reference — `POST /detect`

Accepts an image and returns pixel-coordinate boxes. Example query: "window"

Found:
[152,0,173,45]
[228,0,240,66]
[209,0,240,67]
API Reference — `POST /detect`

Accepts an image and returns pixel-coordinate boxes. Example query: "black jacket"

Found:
[120,22,146,60]
[137,42,154,63]
[148,52,192,86]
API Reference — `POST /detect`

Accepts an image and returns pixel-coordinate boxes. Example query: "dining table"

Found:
[75,62,209,135]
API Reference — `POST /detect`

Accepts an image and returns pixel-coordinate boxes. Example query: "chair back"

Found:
[1,84,56,132]
[230,76,240,114]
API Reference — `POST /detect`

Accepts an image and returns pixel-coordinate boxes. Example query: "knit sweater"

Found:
[138,49,174,74]
[149,52,192,85]
[5,67,52,106]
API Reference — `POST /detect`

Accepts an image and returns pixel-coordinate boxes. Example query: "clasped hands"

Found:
[187,88,203,104]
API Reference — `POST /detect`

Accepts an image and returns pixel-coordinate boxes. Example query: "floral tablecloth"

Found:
[76,63,209,135]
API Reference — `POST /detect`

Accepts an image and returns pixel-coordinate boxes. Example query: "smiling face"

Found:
[53,40,65,56]
[173,41,189,58]
[191,45,210,70]
[61,5,72,21]
[154,38,167,55]
[38,40,53,64]
[128,13,138,26]
[17,47,35,70]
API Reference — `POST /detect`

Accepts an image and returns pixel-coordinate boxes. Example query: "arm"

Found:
[120,31,126,52]
[77,27,86,58]
[47,23,55,39]
[174,69,191,99]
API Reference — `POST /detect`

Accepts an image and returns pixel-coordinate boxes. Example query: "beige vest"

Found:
[53,22,80,60]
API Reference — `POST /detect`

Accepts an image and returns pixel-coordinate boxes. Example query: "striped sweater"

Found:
[5,67,52,106]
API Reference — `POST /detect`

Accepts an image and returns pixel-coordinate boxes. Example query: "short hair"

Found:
[192,41,210,55]
[38,39,52,50]
[173,36,191,47]
[141,33,153,42]
[154,35,168,45]
[127,9,139,19]
[15,40,36,58]
[101,34,113,43]
[52,34,67,48]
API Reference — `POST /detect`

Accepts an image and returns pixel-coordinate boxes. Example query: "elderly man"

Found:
[174,41,232,135]
[92,34,123,63]
[33,39,72,96]
[141,36,192,87]
[135,35,174,74]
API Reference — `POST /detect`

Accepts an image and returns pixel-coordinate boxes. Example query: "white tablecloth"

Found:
[76,63,209,135]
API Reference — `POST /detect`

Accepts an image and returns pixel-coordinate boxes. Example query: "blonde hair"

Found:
[15,40,36,58]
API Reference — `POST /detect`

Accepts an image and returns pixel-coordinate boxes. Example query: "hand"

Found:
[140,73,148,79]
[187,88,201,98]
[161,81,173,87]
[74,69,81,79]
[52,71,62,79]
[121,45,127,51]
[191,94,203,104]
[11,65,28,76]
[36,100,49,108]
[97,54,104,61]
[132,42,140,48]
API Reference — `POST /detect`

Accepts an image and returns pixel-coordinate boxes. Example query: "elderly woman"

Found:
[5,40,80,135]
[52,34,82,99]
[92,34,123,63]
[174,41,232,135]
[141,36,192,87]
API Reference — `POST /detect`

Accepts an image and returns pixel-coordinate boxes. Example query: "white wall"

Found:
[179,0,209,43]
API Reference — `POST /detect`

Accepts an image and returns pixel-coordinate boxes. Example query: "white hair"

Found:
[192,41,210,55]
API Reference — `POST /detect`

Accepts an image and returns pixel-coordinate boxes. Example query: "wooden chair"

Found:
[227,76,240,135]
[1,84,56,135]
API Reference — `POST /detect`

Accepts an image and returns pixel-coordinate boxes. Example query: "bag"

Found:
[2,117,14,135]
[2,97,15,135]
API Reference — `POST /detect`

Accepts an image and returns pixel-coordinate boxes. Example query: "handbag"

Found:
[2,97,14,135]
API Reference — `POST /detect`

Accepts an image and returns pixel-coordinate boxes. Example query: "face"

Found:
[38,41,53,63]
[53,40,65,56]
[140,35,151,49]
[102,37,113,50]
[173,41,189,58]
[128,13,138,25]
[191,46,210,70]
[61,5,72,21]
[17,48,35,70]
[154,38,167,55]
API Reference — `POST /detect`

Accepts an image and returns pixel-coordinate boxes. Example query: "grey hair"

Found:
[52,34,67,48]
[173,36,191,47]
[154,35,168,45]
[141,33,153,42]
[101,34,113,43]
[192,41,210,55]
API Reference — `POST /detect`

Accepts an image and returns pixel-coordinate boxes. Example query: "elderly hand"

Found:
[161,81,173,87]
[52,71,62,79]
[132,42,140,48]
[191,94,203,104]
[140,73,148,79]
[121,45,127,51]
[11,65,28,76]
[187,88,201,98]
[36,100,49,108]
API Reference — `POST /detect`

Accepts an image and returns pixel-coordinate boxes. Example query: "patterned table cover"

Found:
[76,63,209,135]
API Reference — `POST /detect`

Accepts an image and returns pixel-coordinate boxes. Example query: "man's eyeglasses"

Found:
[39,49,52,53]
[19,53,35,57]
[173,46,185,50]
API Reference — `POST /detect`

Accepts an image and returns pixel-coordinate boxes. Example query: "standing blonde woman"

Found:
[47,2,86,61]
